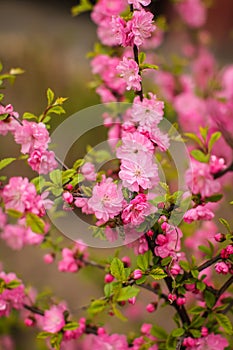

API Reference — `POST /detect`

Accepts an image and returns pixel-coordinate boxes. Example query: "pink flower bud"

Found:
[65,184,73,191]
[168,293,177,303]
[185,283,196,292]
[157,202,165,209]
[215,261,229,274]
[161,222,168,231]
[183,337,196,347]
[141,323,152,334]
[214,233,226,242]
[97,327,106,335]
[201,326,208,337]
[146,229,154,238]
[133,269,143,280]
[151,282,159,289]
[104,273,114,283]
[43,253,54,264]
[24,318,34,327]
[170,263,181,276]
[128,296,136,305]
[146,303,156,313]
[62,192,73,204]
[122,256,131,267]
[176,297,186,306]
[156,234,168,245]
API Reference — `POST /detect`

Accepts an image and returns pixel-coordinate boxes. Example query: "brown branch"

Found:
[213,161,233,179]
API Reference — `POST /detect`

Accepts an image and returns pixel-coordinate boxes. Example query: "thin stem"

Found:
[197,254,221,272]
[23,303,44,316]
[217,275,233,299]
[82,259,106,270]
[213,161,233,179]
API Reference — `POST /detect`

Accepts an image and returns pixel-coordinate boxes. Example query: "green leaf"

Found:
[6,209,23,219]
[104,283,113,298]
[117,286,140,302]
[137,251,151,271]
[6,280,21,289]
[204,290,216,309]
[22,112,37,120]
[189,329,201,338]
[190,306,205,314]
[205,194,223,203]
[9,67,25,75]
[112,303,127,321]
[37,332,52,339]
[110,258,126,282]
[171,328,185,337]
[73,159,85,170]
[0,113,9,121]
[71,0,93,16]
[191,269,199,279]
[47,88,54,105]
[151,324,168,339]
[190,149,209,163]
[179,260,190,272]
[215,313,233,335]
[208,131,221,152]
[196,280,206,291]
[49,169,62,186]
[138,52,146,64]
[88,299,107,317]
[135,275,147,285]
[219,218,231,234]
[0,157,16,170]
[190,315,205,328]
[149,267,167,280]
[166,335,176,350]
[26,213,45,234]
[199,126,208,141]
[184,132,203,148]
[141,63,159,70]
[63,322,79,331]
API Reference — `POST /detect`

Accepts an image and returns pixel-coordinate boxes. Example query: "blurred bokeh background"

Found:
[0,0,233,349]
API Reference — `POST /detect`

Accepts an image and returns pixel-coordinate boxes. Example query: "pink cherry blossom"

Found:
[2,177,37,213]
[215,261,229,275]
[28,148,57,174]
[14,120,50,154]
[128,0,151,10]
[42,305,66,333]
[185,161,221,199]
[131,93,164,127]
[209,155,226,174]
[116,57,142,91]
[0,271,25,317]
[88,176,124,225]
[81,162,97,181]
[130,9,155,47]
[83,333,129,350]
[138,124,170,151]
[154,224,182,258]
[175,0,207,28]
[183,205,215,223]
[1,224,26,250]
[0,104,19,135]
[188,333,228,350]
[119,153,159,192]
[116,131,154,160]
[121,194,153,226]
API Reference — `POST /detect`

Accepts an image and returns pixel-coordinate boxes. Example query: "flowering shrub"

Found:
[0,0,233,349]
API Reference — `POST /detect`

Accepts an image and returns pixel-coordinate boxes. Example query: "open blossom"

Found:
[215,261,229,275]
[88,177,124,225]
[14,120,50,154]
[128,0,151,9]
[81,162,97,181]
[121,194,154,226]
[116,131,154,160]
[2,177,37,213]
[83,333,129,350]
[116,57,142,91]
[138,124,170,151]
[175,0,207,28]
[0,272,25,317]
[186,333,228,350]
[183,205,215,223]
[42,305,66,333]
[28,148,57,174]
[130,9,155,47]
[119,153,159,192]
[0,104,19,135]
[58,241,88,273]
[185,162,221,199]
[131,94,164,127]
[154,224,182,258]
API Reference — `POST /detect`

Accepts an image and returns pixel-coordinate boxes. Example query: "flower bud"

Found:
[146,303,157,313]
[133,269,143,280]
[214,233,226,242]
[104,273,114,283]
